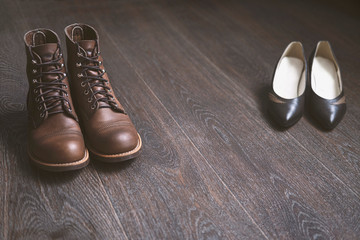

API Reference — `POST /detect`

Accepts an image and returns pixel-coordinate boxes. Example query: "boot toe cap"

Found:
[30,133,87,165]
[88,125,140,155]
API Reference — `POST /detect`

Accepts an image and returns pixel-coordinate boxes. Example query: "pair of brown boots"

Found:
[24,23,142,172]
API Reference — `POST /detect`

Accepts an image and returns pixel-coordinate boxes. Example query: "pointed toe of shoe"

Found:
[280,110,303,127]
[270,107,303,128]
[311,103,346,130]
[320,116,342,130]
[310,91,346,130]
[268,93,304,128]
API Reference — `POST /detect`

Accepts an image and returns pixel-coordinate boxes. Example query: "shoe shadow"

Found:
[0,104,32,175]
[90,157,136,174]
[256,84,288,132]
[36,169,81,184]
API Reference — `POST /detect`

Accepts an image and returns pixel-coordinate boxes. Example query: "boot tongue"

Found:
[78,40,96,57]
[32,43,58,62]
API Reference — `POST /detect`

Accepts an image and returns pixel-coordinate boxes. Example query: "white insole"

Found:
[273,57,304,99]
[312,57,341,99]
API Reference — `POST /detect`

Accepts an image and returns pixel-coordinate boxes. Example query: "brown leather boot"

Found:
[64,23,142,162]
[24,29,89,171]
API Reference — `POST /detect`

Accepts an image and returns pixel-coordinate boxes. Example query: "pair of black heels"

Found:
[268,41,346,130]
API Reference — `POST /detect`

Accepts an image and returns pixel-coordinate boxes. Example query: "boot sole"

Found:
[87,133,142,162]
[28,148,90,172]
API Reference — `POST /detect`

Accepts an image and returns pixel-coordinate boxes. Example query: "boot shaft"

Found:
[24,29,77,128]
[24,29,61,85]
[64,23,124,118]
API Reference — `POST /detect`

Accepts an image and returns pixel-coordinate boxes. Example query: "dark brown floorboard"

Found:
[0,0,359,239]
[152,0,360,194]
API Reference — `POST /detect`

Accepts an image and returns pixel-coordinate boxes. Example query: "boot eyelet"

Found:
[91,104,96,109]
[108,89,112,93]
[77,52,83,57]
[102,69,106,73]
[65,93,68,97]
[35,97,40,102]
[99,61,102,65]
[40,113,45,118]
[69,108,72,112]
[84,90,89,95]
[32,60,37,64]
[59,53,63,58]
[77,73,83,78]
[87,98,92,102]
[60,63,64,67]
[80,82,86,87]
[64,85,68,89]
[63,73,67,77]
[76,62,82,67]
[37,105,42,110]
[33,89,38,94]
[32,79,37,83]
[32,69,37,74]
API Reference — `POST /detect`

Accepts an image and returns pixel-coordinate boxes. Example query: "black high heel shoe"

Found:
[268,41,307,128]
[309,41,346,130]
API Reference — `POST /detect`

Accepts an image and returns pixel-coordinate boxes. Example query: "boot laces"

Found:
[29,44,72,117]
[76,43,118,110]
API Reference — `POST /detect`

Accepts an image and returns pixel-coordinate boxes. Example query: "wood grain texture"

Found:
[0,0,359,239]
[156,0,360,194]
[86,1,360,239]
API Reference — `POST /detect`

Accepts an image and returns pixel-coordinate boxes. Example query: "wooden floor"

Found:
[1,0,359,239]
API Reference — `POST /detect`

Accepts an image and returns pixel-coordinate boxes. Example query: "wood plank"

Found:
[1,0,268,239]
[90,1,360,238]
[67,2,267,239]
[90,81,267,239]
[1,0,359,239]
[76,9,268,240]
[151,0,360,195]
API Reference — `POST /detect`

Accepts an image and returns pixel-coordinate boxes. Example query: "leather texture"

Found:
[309,41,346,130]
[268,90,305,128]
[64,23,141,161]
[24,28,89,171]
[268,42,306,128]
[309,89,346,130]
